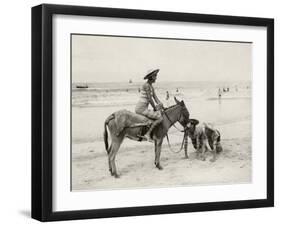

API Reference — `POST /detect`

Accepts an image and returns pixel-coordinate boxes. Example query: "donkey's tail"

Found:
[104,114,114,154]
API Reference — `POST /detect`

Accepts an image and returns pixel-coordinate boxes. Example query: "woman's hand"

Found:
[155,103,163,111]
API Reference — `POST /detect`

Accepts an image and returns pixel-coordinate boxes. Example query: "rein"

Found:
[162,105,187,153]
[166,132,188,153]
[162,106,185,133]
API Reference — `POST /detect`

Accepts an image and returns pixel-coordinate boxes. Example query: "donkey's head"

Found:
[174,97,190,127]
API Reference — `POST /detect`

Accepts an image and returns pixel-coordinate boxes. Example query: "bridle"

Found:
[161,104,189,153]
[162,104,186,132]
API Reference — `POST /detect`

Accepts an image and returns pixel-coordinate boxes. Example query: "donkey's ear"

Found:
[174,96,180,104]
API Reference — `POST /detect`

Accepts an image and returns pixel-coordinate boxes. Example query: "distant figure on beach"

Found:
[165,91,170,107]
[223,87,230,92]
[166,91,170,100]
[135,69,163,142]
[176,88,179,93]
[218,88,222,99]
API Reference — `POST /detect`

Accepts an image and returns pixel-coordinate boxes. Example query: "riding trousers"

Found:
[135,102,162,120]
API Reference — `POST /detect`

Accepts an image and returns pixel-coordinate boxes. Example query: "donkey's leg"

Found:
[154,140,157,166]
[154,138,164,170]
[109,136,123,178]
[107,144,113,175]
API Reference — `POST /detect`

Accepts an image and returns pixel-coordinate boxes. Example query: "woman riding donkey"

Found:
[135,69,164,142]
[104,69,190,177]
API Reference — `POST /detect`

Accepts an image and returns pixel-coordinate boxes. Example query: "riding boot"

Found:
[144,118,163,142]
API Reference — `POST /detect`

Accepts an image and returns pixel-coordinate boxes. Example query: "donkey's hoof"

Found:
[114,174,120,178]
[156,165,163,170]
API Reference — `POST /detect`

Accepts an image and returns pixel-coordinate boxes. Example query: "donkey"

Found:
[104,97,190,178]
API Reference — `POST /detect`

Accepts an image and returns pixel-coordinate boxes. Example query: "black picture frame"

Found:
[32,3,274,222]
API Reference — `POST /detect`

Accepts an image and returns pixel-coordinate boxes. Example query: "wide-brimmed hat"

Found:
[143,69,160,80]
[188,118,199,125]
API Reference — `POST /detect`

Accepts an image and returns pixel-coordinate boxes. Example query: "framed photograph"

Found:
[32,4,274,221]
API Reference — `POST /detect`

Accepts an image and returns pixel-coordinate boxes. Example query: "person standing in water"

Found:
[218,88,222,99]
[166,91,170,100]
[135,69,163,142]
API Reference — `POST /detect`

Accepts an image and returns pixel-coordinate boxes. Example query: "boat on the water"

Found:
[76,84,88,89]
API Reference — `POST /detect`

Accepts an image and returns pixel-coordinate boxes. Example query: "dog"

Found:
[185,119,223,162]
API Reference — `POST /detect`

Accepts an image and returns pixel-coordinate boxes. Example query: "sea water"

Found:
[72,81,251,144]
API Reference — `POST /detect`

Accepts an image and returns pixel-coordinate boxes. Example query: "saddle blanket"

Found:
[112,109,153,135]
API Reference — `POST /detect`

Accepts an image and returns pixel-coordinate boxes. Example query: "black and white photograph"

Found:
[0,0,277,224]
[71,34,252,191]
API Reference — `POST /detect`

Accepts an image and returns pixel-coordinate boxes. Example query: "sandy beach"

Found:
[72,120,251,191]
[71,82,252,191]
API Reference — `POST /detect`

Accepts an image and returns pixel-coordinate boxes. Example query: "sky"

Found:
[71,34,252,83]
